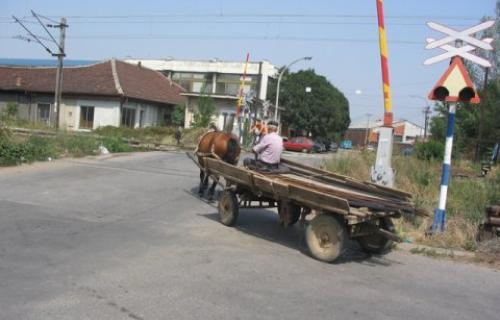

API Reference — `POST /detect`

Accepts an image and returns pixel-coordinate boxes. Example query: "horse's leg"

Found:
[207,178,218,201]
[199,169,207,196]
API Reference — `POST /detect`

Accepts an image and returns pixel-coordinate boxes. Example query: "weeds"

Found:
[324,151,500,251]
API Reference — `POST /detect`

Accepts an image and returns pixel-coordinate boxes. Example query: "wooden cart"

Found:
[190,154,427,263]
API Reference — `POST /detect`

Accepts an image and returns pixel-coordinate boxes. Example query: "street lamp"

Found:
[274,56,312,121]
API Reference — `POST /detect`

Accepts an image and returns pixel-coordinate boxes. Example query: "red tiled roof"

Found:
[0,60,185,105]
[369,131,379,143]
[394,125,405,136]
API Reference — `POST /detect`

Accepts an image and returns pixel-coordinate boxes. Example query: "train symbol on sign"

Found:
[424,20,495,67]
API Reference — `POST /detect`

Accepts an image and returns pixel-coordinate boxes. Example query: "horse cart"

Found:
[189,153,427,263]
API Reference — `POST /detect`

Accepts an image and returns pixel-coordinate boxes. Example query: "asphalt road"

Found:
[0,151,499,320]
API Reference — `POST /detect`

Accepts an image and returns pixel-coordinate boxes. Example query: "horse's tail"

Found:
[224,137,240,165]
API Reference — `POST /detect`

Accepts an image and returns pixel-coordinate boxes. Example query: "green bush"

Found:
[25,135,59,161]
[0,140,27,165]
[0,134,60,165]
[101,136,133,153]
[57,135,98,157]
[415,140,444,160]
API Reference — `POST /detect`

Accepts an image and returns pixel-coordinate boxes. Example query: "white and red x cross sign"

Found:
[424,20,495,67]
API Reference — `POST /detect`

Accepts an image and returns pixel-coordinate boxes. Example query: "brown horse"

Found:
[196,131,241,200]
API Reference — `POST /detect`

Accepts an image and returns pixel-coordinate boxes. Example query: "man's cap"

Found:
[267,120,279,127]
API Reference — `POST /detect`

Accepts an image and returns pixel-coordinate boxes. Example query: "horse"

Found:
[196,131,241,200]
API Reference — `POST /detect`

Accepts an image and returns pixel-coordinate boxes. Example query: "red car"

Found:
[283,136,314,153]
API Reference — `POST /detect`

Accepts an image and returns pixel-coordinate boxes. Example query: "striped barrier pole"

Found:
[376,0,393,126]
[432,102,456,232]
[236,53,250,141]
[371,0,395,187]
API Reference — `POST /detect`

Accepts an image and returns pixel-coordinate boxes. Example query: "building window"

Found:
[37,103,50,124]
[215,74,257,96]
[171,72,212,93]
[79,106,94,129]
[121,107,135,128]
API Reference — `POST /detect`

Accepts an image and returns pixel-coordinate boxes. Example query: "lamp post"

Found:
[274,56,312,121]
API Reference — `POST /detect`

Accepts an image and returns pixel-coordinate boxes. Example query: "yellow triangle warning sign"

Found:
[428,56,480,104]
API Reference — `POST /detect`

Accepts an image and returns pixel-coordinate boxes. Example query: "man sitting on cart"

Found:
[243,120,283,172]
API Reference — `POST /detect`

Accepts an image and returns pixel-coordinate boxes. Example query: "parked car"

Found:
[313,140,326,153]
[329,142,339,152]
[340,140,352,149]
[283,136,315,153]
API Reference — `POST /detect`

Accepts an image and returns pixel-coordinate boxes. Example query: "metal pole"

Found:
[236,53,250,142]
[371,0,394,187]
[475,67,489,162]
[432,102,456,232]
[423,105,430,139]
[274,56,312,121]
[53,17,67,130]
[274,71,284,122]
[364,113,372,147]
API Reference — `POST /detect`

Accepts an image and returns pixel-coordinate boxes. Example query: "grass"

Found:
[323,151,500,251]
[1,124,207,167]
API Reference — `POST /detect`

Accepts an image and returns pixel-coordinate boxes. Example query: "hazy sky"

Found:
[1,0,496,126]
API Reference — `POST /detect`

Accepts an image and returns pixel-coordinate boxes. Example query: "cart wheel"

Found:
[306,214,345,263]
[357,217,395,254]
[218,190,239,226]
[277,202,301,226]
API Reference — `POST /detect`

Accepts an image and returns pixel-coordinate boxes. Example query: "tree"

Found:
[268,69,350,140]
[191,93,216,128]
[171,104,185,126]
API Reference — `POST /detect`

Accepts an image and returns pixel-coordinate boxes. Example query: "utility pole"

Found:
[423,105,431,139]
[364,113,372,147]
[475,67,489,162]
[52,18,67,129]
[13,12,68,129]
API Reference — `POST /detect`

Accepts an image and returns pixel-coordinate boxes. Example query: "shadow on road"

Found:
[184,187,400,266]
[197,206,398,267]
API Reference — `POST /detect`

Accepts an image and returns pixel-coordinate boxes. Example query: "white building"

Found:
[0,60,185,130]
[346,119,425,147]
[125,58,278,129]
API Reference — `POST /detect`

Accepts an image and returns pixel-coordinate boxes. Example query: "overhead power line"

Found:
[0,13,483,21]
[0,33,423,44]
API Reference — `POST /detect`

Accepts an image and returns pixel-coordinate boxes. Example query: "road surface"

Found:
[0,152,498,320]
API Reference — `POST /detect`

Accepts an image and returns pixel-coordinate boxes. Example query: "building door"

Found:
[139,110,145,128]
[37,103,51,125]
[79,106,95,129]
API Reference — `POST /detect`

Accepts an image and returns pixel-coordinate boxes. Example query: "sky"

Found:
[0,0,497,127]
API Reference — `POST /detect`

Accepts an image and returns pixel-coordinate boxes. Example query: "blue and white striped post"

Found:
[432,102,456,232]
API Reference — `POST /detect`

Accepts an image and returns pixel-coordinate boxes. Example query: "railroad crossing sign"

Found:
[428,56,480,104]
[424,20,495,67]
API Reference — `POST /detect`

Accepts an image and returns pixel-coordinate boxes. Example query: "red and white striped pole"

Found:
[236,52,250,118]
[236,52,250,141]
[376,0,393,126]
[371,0,395,187]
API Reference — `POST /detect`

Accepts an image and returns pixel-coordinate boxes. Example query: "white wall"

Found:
[125,59,277,78]
[60,98,120,131]
[123,101,166,128]
[403,122,425,143]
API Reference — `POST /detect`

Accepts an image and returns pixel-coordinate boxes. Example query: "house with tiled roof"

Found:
[346,119,425,147]
[0,59,185,130]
